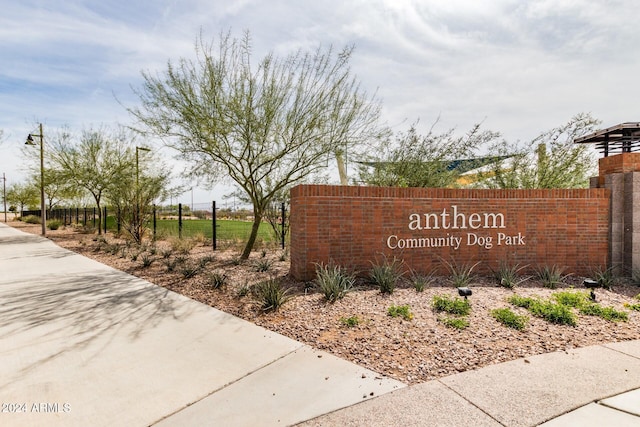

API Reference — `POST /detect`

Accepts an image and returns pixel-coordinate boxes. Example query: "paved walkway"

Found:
[1,222,639,426]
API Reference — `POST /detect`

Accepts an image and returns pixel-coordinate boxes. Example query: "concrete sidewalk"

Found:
[0,223,403,426]
[2,222,640,427]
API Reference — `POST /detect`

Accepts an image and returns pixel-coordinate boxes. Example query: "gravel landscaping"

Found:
[12,221,640,385]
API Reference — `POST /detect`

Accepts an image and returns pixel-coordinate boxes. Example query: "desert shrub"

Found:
[552,290,589,308]
[161,249,173,259]
[254,279,292,312]
[579,303,628,322]
[441,258,480,288]
[236,283,251,298]
[508,294,576,326]
[493,261,529,289]
[254,259,273,272]
[410,270,435,292]
[47,219,62,230]
[589,266,616,290]
[206,271,228,289]
[315,262,356,303]
[387,304,414,320]
[491,308,528,331]
[370,256,404,294]
[440,317,469,330]
[140,254,154,268]
[198,255,214,269]
[432,295,471,316]
[180,262,200,279]
[535,265,570,289]
[339,316,360,327]
[169,237,197,255]
[624,302,640,311]
[23,215,41,224]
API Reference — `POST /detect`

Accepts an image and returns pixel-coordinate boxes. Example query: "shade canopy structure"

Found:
[574,122,640,157]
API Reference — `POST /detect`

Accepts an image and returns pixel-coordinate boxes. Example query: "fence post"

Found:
[93,207,96,228]
[281,202,285,250]
[83,207,87,226]
[103,206,107,234]
[153,204,157,241]
[116,207,121,234]
[212,201,216,251]
[178,203,183,239]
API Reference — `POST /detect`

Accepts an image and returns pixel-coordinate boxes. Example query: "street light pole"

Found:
[26,123,46,236]
[2,172,6,223]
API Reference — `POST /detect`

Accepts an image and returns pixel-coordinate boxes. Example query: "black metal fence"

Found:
[22,201,288,250]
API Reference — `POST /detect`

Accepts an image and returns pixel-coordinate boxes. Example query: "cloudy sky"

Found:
[1,0,638,204]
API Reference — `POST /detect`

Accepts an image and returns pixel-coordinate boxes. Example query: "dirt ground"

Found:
[11,220,640,385]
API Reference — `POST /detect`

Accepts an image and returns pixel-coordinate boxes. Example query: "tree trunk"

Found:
[335,150,348,185]
[241,213,262,260]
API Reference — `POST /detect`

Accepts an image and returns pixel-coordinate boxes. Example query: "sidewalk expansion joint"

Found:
[436,379,507,427]
[149,343,305,426]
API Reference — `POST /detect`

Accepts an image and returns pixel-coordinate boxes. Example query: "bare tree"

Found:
[129,31,383,259]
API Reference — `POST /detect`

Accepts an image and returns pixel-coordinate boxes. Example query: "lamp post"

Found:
[136,146,151,229]
[25,123,46,236]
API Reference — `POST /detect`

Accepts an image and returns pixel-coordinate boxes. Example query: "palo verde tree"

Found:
[485,113,600,189]
[358,121,501,188]
[129,31,383,259]
[6,182,39,216]
[107,152,176,244]
[48,126,136,234]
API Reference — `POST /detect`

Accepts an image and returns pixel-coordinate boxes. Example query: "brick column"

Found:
[595,153,640,275]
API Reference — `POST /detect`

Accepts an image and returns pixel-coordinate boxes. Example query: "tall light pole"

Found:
[136,146,151,228]
[2,172,6,223]
[26,123,46,236]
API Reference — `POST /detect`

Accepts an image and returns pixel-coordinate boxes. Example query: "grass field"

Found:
[154,218,275,242]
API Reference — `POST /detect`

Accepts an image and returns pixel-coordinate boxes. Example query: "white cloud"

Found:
[1,0,639,198]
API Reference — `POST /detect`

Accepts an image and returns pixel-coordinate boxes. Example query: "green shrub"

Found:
[315,262,355,303]
[206,271,228,289]
[47,219,62,230]
[440,316,469,330]
[493,261,529,289]
[370,256,404,294]
[254,279,292,312]
[23,215,41,224]
[432,295,471,316]
[508,294,538,309]
[491,308,528,331]
[387,304,414,321]
[535,265,570,289]
[530,300,577,326]
[442,258,480,288]
[552,290,589,308]
[509,294,577,326]
[624,302,640,311]
[579,303,628,322]
[339,316,360,327]
[410,270,435,292]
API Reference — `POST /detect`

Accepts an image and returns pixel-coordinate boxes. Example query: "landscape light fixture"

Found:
[25,123,46,236]
[583,279,598,302]
[457,287,472,300]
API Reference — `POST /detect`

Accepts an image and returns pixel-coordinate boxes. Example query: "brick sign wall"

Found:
[289,185,610,281]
